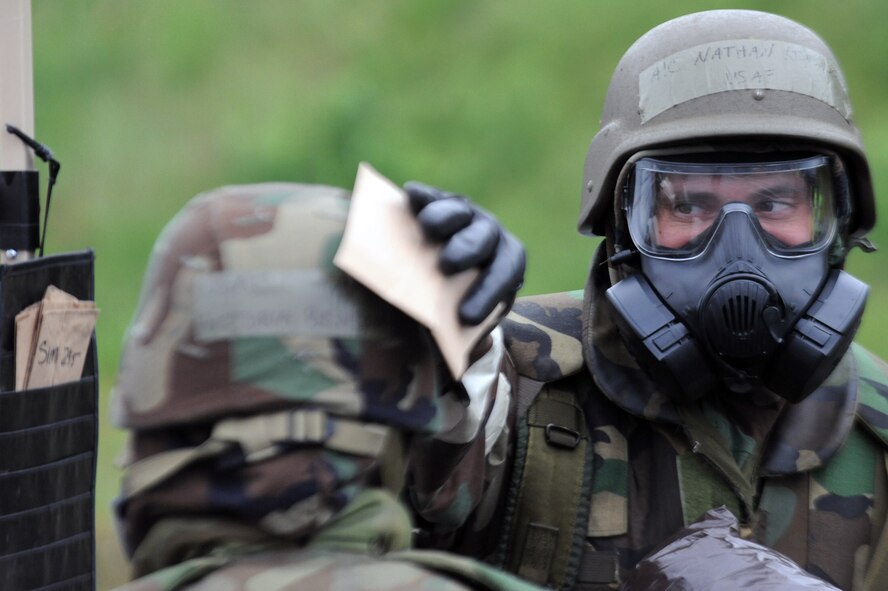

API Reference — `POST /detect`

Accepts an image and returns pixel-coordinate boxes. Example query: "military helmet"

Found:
[579,10,874,239]
[112,182,441,434]
[113,183,445,559]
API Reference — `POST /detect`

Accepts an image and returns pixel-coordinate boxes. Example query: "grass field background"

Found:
[21,1,888,587]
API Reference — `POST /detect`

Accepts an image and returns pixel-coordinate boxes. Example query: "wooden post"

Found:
[0,0,35,172]
[0,0,38,261]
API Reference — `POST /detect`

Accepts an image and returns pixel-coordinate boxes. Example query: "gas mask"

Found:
[606,155,868,403]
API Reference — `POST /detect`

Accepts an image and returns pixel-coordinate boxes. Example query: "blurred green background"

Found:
[23,0,888,587]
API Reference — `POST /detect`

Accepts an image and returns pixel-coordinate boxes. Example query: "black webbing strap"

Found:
[0,415,95,471]
[0,532,94,589]
[0,452,94,515]
[34,574,94,591]
[0,377,95,431]
[0,493,93,556]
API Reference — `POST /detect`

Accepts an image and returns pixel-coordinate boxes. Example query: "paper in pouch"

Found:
[14,302,41,390]
[15,285,99,390]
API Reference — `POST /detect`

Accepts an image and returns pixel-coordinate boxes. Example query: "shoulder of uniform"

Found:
[501,290,585,382]
[852,342,888,448]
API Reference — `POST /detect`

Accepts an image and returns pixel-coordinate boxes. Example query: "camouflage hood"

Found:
[113,184,436,429]
[112,183,446,567]
[112,183,441,433]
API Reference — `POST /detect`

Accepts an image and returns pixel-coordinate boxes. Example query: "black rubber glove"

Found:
[404,181,526,326]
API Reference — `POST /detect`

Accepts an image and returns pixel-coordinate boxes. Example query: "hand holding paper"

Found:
[404,181,526,326]
[334,163,510,378]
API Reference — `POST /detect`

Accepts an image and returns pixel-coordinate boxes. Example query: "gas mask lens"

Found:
[625,156,838,258]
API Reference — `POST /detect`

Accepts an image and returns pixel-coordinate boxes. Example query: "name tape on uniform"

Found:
[192,269,366,341]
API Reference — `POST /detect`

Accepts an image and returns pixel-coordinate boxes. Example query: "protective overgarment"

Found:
[407,10,888,591]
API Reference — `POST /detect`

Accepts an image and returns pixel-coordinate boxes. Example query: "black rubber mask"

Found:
[606,156,868,403]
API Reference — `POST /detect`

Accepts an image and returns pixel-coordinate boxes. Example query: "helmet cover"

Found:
[580,10,874,240]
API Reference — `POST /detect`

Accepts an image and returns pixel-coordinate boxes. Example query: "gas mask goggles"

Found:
[606,155,868,403]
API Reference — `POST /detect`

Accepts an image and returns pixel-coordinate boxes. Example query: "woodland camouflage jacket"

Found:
[111,184,542,591]
[113,186,888,590]
[468,247,888,591]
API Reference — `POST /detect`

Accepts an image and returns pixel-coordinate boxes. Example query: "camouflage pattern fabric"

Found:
[117,548,546,591]
[110,184,535,591]
[486,241,888,590]
[112,183,888,590]
[112,183,441,434]
[116,550,479,591]
[111,184,449,551]
[115,488,543,590]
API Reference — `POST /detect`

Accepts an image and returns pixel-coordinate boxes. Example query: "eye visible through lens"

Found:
[628,157,836,257]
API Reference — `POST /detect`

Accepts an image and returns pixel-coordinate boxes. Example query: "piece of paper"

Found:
[14,302,40,390]
[14,285,99,390]
[43,285,83,307]
[334,162,501,377]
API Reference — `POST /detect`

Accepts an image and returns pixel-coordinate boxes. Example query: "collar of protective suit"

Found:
[502,243,882,479]
[584,242,868,476]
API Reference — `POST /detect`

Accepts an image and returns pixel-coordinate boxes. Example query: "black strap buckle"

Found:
[545,424,581,449]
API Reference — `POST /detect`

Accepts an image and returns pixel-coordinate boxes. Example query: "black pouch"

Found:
[0,250,97,590]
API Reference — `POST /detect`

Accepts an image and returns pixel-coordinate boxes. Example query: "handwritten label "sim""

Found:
[36,341,82,368]
[22,307,96,389]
